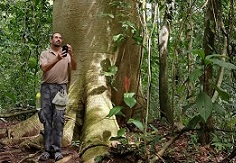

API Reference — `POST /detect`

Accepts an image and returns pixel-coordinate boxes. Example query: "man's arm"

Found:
[41,57,60,72]
[40,53,63,72]
[70,56,77,70]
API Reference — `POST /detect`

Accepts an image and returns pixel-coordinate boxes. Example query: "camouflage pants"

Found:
[38,83,67,153]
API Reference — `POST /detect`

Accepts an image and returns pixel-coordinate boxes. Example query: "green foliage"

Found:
[211,84,230,101]
[0,0,52,110]
[213,102,225,117]
[189,68,203,82]
[108,0,236,158]
[127,118,144,131]
[108,124,160,162]
[103,65,118,89]
[106,106,124,118]
[103,66,118,78]
[186,115,203,130]
[71,140,81,147]
[94,155,103,163]
[123,92,137,108]
[205,55,236,70]
[110,128,126,141]
[211,133,233,152]
[196,92,213,122]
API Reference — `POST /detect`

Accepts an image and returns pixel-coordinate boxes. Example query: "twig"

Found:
[219,146,236,163]
[0,148,22,156]
[18,150,42,163]
[154,128,186,162]
[0,109,37,118]
[0,118,7,122]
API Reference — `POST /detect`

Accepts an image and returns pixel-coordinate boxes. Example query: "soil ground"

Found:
[0,120,234,163]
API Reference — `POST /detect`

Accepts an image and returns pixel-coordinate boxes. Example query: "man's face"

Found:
[50,33,62,47]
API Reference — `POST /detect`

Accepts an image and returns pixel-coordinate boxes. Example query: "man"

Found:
[38,32,77,161]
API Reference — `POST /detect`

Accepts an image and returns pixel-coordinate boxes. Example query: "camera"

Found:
[62,45,68,57]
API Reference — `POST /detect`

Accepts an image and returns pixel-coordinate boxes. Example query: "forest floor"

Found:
[0,120,234,163]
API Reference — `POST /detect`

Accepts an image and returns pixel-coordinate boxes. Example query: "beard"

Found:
[54,44,61,47]
[53,41,61,47]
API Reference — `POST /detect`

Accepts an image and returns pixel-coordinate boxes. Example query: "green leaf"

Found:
[5,92,16,102]
[196,92,213,122]
[35,0,40,6]
[117,128,126,137]
[186,115,202,129]
[189,69,202,82]
[132,35,143,45]
[28,57,37,69]
[106,106,123,118]
[149,124,158,132]
[122,21,136,32]
[152,135,160,146]
[113,34,125,43]
[192,49,205,59]
[128,118,144,131]
[110,128,126,141]
[226,117,236,127]
[211,84,230,101]
[213,102,225,116]
[205,54,228,60]
[94,156,103,162]
[107,13,114,18]
[207,58,236,70]
[99,13,114,19]
[182,102,196,113]
[124,92,137,108]
[104,66,118,77]
[124,92,135,98]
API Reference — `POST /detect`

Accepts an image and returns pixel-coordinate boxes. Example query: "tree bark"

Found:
[53,0,142,162]
[200,0,221,145]
[159,25,171,122]
[158,0,174,125]
[186,1,194,100]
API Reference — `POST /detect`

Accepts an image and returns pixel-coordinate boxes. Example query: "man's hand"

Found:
[41,52,64,72]
[58,51,66,59]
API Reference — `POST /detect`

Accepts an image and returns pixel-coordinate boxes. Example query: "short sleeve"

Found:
[40,51,48,66]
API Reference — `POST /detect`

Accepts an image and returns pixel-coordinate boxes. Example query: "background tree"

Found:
[158,0,174,126]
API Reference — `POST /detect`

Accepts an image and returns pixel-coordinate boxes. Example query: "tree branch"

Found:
[0,109,37,118]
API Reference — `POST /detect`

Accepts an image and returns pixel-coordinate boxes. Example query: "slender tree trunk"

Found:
[159,0,174,125]
[186,1,194,100]
[177,1,194,130]
[200,0,220,145]
[159,25,170,121]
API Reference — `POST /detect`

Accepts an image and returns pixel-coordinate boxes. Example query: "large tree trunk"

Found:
[53,0,121,161]
[57,0,142,160]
